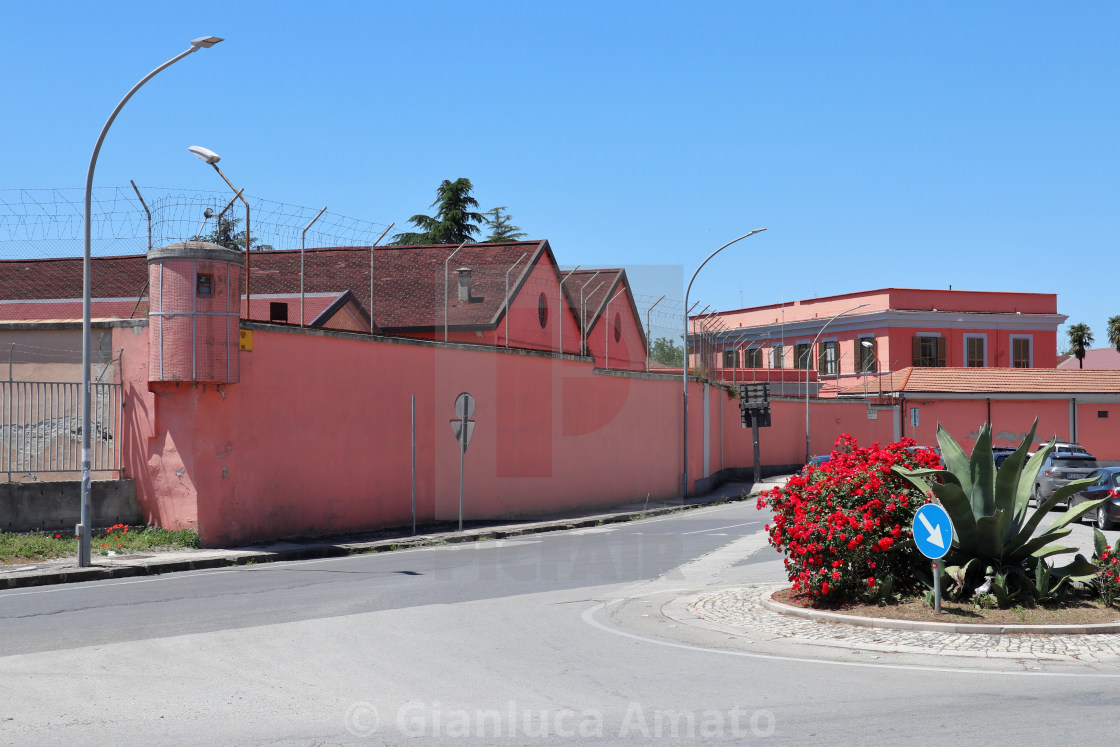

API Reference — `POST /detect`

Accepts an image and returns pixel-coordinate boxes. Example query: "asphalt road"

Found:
[2,497,1119,745]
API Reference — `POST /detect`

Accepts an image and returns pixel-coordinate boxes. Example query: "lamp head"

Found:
[190,36,224,49]
[203,208,215,219]
[188,145,221,165]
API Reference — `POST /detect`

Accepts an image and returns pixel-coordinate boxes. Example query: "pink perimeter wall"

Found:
[118,324,781,546]
[111,320,1119,547]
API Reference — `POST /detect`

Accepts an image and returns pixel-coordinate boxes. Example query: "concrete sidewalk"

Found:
[0,476,781,590]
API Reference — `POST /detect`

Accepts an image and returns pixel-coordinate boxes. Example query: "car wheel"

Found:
[1098,506,1116,531]
[1031,485,1042,508]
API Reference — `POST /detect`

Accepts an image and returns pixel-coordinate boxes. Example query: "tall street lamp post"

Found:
[79,36,222,567]
[682,229,767,498]
[804,303,869,464]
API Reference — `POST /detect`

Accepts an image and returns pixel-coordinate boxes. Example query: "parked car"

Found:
[993,447,1017,469]
[1032,450,1101,510]
[800,455,830,474]
[1040,442,1091,456]
[1071,467,1120,529]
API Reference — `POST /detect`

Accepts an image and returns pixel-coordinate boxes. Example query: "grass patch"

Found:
[0,524,201,565]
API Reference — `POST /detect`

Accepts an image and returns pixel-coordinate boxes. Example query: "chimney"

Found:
[457,268,472,302]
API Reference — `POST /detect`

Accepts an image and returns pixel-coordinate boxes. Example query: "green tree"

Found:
[1108,316,1120,353]
[483,206,527,242]
[1066,323,1094,369]
[193,215,273,251]
[392,178,486,245]
[649,336,684,367]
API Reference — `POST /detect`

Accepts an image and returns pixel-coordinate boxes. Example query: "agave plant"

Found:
[893,421,1106,606]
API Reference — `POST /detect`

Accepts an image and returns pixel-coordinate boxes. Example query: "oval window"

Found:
[538,293,549,329]
[613,312,622,342]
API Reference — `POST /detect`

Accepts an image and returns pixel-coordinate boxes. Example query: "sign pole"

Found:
[450,391,476,534]
[913,503,952,615]
[458,412,465,532]
[933,558,941,613]
[751,419,761,484]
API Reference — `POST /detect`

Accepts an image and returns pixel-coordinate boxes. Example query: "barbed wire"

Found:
[0,187,394,258]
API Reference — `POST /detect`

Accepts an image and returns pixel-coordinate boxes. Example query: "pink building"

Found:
[695,288,1066,396]
[0,240,648,371]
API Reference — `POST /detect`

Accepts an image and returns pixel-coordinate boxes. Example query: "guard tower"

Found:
[147,241,242,383]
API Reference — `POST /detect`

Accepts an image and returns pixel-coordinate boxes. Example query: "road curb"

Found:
[1,492,752,590]
[759,588,1120,635]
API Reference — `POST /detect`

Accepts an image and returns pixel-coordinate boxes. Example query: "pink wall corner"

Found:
[113,324,201,531]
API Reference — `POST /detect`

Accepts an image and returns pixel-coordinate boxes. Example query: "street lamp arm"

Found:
[681,228,767,500]
[804,302,869,463]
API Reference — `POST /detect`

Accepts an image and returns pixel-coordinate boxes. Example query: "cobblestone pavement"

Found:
[675,584,1120,663]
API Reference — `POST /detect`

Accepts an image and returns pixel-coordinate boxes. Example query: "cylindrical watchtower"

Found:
[148,241,243,383]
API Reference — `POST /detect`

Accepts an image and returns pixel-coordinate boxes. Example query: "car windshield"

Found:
[1055,457,1099,469]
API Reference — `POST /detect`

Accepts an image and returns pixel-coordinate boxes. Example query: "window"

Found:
[912,336,945,367]
[269,302,288,323]
[613,313,622,342]
[857,338,876,373]
[771,344,784,369]
[818,340,839,375]
[745,347,762,368]
[722,349,738,369]
[965,335,986,367]
[537,293,548,328]
[196,273,213,296]
[794,343,812,370]
[1011,336,1032,368]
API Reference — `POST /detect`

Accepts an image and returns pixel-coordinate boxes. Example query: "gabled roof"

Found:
[1056,347,1120,370]
[564,268,646,349]
[369,240,551,331]
[839,367,1120,396]
[0,241,568,333]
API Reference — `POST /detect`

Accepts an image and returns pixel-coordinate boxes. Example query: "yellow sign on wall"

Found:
[239,330,253,351]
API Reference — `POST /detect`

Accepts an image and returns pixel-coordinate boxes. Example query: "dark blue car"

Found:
[1071,467,1120,530]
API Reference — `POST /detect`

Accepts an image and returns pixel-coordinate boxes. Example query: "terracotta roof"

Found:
[1056,347,1120,370]
[0,255,149,301]
[839,367,1120,395]
[0,241,561,331]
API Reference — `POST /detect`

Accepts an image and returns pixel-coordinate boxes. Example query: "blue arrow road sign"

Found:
[913,504,953,560]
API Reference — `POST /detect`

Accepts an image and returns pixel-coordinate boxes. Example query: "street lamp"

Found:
[188,145,252,316]
[682,229,767,498]
[804,303,869,463]
[79,36,222,567]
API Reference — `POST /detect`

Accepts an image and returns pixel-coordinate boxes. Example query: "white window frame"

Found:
[963,333,988,368]
[819,337,839,376]
[1010,334,1033,368]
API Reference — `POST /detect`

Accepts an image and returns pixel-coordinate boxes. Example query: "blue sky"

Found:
[2,2,1117,348]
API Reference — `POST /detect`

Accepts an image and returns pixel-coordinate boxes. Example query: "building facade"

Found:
[694,288,1066,396]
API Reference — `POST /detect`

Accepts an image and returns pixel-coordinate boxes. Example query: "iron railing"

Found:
[0,381,122,480]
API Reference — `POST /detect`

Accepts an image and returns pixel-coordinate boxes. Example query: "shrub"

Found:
[894,422,1102,607]
[757,434,941,605]
[1094,537,1120,608]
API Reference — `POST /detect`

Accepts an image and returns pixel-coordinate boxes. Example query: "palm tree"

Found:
[392,178,486,245]
[1108,315,1120,353]
[1066,323,1094,369]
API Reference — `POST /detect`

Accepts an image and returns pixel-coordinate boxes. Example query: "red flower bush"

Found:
[1095,543,1120,607]
[757,434,941,605]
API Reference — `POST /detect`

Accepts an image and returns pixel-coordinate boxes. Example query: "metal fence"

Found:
[0,381,122,481]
